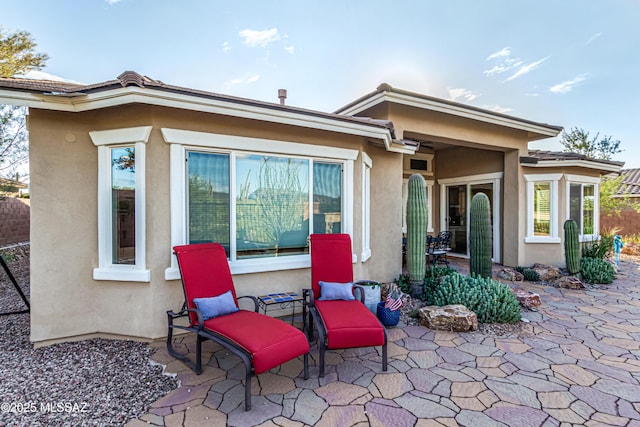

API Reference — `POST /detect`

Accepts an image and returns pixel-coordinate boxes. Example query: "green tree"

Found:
[600,174,640,217]
[0,26,48,191]
[0,26,49,77]
[560,127,622,160]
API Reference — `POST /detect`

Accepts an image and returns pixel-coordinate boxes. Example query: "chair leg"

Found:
[306,310,315,342]
[195,335,204,375]
[303,353,309,379]
[319,343,326,378]
[245,366,252,411]
[382,341,388,372]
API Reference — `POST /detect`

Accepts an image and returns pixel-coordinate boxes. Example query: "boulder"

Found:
[419,304,478,332]
[531,263,562,282]
[496,268,524,282]
[554,275,586,290]
[510,288,541,309]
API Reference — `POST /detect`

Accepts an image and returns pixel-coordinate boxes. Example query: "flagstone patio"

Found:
[127,256,640,426]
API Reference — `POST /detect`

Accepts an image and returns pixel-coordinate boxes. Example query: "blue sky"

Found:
[3,0,639,168]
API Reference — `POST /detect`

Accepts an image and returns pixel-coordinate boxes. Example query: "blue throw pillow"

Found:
[193,290,239,320]
[318,281,355,301]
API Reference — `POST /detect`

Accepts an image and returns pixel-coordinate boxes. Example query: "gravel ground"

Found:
[0,245,177,427]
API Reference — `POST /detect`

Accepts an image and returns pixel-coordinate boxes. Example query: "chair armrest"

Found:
[237,295,259,312]
[167,307,204,330]
[303,288,315,307]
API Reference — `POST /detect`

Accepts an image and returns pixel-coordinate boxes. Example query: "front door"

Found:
[442,175,500,262]
[446,185,467,254]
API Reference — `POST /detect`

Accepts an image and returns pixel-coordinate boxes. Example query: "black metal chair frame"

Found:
[303,283,388,378]
[167,277,309,411]
[428,231,452,266]
[0,255,30,316]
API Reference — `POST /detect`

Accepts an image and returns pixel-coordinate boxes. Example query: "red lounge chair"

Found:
[167,243,310,411]
[304,234,387,377]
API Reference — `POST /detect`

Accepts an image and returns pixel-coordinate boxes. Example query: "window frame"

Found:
[524,173,562,243]
[361,152,372,262]
[565,174,600,242]
[90,126,151,282]
[162,128,358,279]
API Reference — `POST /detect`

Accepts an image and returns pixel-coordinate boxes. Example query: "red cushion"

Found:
[310,234,354,300]
[316,300,385,349]
[204,310,310,374]
[173,243,238,325]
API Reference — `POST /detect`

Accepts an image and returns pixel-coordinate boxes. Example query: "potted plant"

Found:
[355,280,381,313]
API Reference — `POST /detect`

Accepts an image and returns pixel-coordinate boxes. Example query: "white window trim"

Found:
[90,126,152,282]
[437,172,502,262]
[361,153,372,262]
[565,174,600,242]
[162,128,357,279]
[524,173,562,244]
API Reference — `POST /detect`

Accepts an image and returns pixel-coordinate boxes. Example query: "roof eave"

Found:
[522,159,624,173]
[337,88,562,140]
[0,86,416,154]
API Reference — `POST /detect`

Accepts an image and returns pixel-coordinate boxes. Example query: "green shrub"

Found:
[582,235,613,259]
[423,266,457,305]
[395,266,457,304]
[433,272,521,323]
[394,273,411,295]
[514,266,540,282]
[580,257,616,284]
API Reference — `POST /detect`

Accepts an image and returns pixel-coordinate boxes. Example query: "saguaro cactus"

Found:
[564,219,580,275]
[470,192,492,278]
[406,174,428,298]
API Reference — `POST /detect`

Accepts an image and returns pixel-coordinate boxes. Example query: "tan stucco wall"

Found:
[435,147,503,180]
[518,166,602,268]
[28,105,403,344]
[387,104,529,152]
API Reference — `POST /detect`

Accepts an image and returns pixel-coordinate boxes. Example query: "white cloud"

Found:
[505,57,549,81]
[222,42,231,54]
[485,47,548,82]
[482,104,513,114]
[586,32,602,45]
[284,46,295,54]
[105,0,122,4]
[550,74,588,94]
[239,28,280,47]
[222,73,261,90]
[486,47,511,60]
[448,88,480,102]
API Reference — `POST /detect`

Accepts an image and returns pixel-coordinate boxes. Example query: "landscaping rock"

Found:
[531,264,562,281]
[510,288,541,309]
[419,304,478,332]
[497,268,524,282]
[554,275,586,289]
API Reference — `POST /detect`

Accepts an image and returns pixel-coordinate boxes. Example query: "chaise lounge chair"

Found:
[304,233,387,377]
[167,243,310,410]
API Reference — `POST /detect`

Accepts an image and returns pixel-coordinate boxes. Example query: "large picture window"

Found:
[164,128,357,277]
[566,175,599,240]
[186,151,342,260]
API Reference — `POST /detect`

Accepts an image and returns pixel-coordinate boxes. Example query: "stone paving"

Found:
[127,256,640,426]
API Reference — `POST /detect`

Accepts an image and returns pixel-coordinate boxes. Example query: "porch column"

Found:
[502,149,521,266]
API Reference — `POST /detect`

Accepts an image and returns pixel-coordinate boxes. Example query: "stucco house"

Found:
[0,72,623,345]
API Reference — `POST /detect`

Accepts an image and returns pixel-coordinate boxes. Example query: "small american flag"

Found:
[384,285,403,311]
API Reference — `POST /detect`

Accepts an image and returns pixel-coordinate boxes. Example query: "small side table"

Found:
[257,292,304,325]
